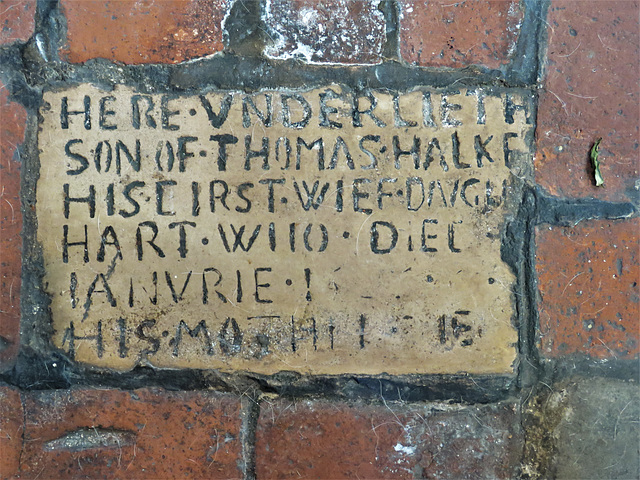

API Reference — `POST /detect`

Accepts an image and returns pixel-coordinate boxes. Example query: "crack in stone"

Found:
[18,391,26,474]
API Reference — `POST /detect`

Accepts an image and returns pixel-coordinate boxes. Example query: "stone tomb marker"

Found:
[37,85,532,375]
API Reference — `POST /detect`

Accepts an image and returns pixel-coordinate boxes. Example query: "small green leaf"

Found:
[590,138,604,187]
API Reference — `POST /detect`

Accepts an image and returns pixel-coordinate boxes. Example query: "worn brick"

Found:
[0,386,23,479]
[0,80,25,371]
[550,378,639,479]
[398,0,523,68]
[0,0,36,45]
[60,0,230,65]
[524,377,640,479]
[537,219,639,359]
[256,400,521,479]
[20,388,242,479]
[536,1,640,202]
[263,0,386,64]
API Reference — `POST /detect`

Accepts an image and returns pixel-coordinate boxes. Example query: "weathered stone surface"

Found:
[60,0,230,64]
[0,80,25,370]
[20,388,242,479]
[537,219,639,359]
[37,84,532,374]
[263,0,386,64]
[398,0,524,69]
[0,0,36,45]
[524,377,640,479]
[256,399,522,479]
[536,1,639,202]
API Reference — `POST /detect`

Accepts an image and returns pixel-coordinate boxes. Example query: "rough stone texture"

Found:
[537,218,639,359]
[398,0,523,69]
[524,377,640,479]
[0,0,36,45]
[59,0,230,65]
[256,399,522,479]
[536,1,640,203]
[20,388,242,479]
[263,0,386,64]
[0,80,25,371]
[0,386,23,479]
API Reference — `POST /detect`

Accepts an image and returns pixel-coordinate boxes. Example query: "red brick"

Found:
[0,386,23,479]
[60,0,230,65]
[536,1,639,202]
[398,0,523,68]
[256,400,521,479]
[537,219,639,359]
[0,0,36,45]
[0,80,25,371]
[20,388,242,479]
[264,0,386,64]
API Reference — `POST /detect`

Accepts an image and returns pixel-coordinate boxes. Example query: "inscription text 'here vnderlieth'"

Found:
[37,85,532,374]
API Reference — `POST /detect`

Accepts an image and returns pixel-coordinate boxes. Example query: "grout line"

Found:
[380,0,401,62]
[239,394,260,480]
[18,390,27,474]
[535,190,638,227]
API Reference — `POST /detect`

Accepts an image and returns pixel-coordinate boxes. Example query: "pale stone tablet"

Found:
[37,84,532,375]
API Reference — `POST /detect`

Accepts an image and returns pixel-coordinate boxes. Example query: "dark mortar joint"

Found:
[239,394,260,480]
[535,188,638,226]
[10,53,538,95]
[0,48,41,111]
[3,348,518,404]
[168,56,531,93]
[502,186,541,392]
[505,0,550,86]
[540,356,640,384]
[242,373,517,404]
[225,0,267,57]
[379,0,400,61]
[35,0,66,64]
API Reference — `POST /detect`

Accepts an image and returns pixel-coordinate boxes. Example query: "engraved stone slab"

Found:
[37,85,533,374]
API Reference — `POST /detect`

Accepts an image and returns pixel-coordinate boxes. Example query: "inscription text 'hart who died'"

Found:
[37,85,533,375]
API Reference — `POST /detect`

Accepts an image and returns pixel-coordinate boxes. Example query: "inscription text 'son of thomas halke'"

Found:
[37,84,533,375]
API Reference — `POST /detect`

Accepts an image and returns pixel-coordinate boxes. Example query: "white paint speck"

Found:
[299,7,318,26]
[394,443,416,455]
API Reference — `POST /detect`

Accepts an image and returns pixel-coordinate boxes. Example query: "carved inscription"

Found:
[37,85,532,374]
